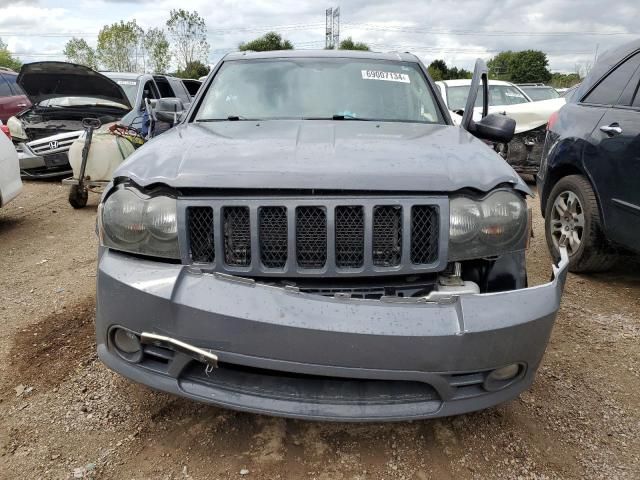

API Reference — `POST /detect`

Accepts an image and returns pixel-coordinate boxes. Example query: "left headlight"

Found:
[99,186,179,259]
[449,190,528,261]
[7,116,27,140]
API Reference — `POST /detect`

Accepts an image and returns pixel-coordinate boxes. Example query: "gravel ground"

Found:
[0,181,638,479]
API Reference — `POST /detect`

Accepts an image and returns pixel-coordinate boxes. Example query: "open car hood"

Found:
[473,98,566,133]
[17,62,132,110]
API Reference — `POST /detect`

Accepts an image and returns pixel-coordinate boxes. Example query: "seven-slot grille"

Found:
[185,199,441,277]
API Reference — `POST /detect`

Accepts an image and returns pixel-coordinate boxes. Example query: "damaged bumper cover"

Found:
[96,248,569,421]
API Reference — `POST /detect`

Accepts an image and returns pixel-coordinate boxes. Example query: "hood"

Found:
[117,120,530,194]
[474,98,566,133]
[17,62,132,109]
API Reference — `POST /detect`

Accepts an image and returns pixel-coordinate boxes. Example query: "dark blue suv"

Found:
[538,39,640,272]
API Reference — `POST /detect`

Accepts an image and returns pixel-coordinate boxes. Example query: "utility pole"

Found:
[332,7,340,50]
[325,6,340,49]
[325,8,333,49]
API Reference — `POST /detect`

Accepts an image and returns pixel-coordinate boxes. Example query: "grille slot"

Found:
[335,206,364,268]
[259,207,288,268]
[411,206,439,265]
[296,207,327,269]
[187,207,214,263]
[223,207,251,266]
[372,206,402,267]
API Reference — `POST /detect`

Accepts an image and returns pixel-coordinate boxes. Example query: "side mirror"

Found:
[460,59,489,132]
[459,59,515,143]
[152,97,184,124]
[473,113,516,143]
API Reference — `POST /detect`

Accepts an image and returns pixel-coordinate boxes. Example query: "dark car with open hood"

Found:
[7,62,132,178]
[96,50,569,421]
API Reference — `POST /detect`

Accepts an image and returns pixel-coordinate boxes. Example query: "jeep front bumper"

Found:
[96,248,569,422]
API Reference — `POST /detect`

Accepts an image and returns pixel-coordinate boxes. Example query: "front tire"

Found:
[544,175,616,272]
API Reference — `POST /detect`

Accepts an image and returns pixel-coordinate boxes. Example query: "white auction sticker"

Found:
[117,80,137,86]
[361,70,410,83]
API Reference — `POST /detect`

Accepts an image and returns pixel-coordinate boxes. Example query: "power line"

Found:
[343,23,636,36]
[0,23,326,39]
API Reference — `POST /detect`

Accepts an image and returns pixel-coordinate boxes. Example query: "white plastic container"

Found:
[69,132,135,182]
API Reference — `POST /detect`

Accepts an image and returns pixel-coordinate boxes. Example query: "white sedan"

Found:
[0,121,22,208]
[436,79,565,174]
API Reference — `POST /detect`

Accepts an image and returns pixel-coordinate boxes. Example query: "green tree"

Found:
[428,59,447,80]
[428,59,471,81]
[487,51,515,80]
[0,38,22,71]
[238,32,293,52]
[97,20,144,72]
[446,66,472,80]
[63,38,97,69]
[144,28,170,74]
[550,72,581,88]
[428,65,444,81]
[166,9,209,71]
[509,50,552,83]
[175,60,209,79]
[338,37,370,51]
[488,50,551,83]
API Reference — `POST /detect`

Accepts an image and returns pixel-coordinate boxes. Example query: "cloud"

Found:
[0,0,636,72]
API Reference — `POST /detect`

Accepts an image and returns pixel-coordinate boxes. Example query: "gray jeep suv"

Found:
[96,50,568,421]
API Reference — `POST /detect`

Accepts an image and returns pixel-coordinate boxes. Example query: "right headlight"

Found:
[99,185,179,259]
[449,190,528,261]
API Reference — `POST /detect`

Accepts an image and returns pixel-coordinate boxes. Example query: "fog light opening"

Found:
[483,363,524,391]
[112,327,143,363]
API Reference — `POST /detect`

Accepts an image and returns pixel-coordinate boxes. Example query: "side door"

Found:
[0,73,15,123]
[581,51,640,252]
[4,73,31,116]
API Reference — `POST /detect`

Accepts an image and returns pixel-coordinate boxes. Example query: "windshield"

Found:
[521,86,560,101]
[110,79,138,106]
[446,84,530,110]
[195,59,443,123]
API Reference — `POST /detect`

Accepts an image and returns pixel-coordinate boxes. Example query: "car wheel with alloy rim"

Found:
[544,175,616,272]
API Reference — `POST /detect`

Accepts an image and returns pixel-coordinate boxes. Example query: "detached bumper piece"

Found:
[96,248,569,421]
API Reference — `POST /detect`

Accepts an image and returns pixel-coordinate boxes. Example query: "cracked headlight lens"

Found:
[449,190,528,261]
[100,186,179,259]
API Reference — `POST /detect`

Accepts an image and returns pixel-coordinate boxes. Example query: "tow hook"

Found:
[140,332,218,368]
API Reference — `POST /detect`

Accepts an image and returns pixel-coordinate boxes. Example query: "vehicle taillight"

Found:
[1,124,11,140]
[547,111,559,132]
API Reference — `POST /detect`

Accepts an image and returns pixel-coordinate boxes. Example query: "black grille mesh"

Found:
[372,206,402,267]
[259,207,288,268]
[187,202,439,272]
[187,207,214,263]
[296,207,327,268]
[410,206,439,264]
[335,206,364,268]
[223,207,251,266]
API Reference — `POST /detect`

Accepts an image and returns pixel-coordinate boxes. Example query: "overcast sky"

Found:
[1,0,637,73]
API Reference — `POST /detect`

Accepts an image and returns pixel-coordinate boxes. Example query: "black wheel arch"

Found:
[540,138,604,223]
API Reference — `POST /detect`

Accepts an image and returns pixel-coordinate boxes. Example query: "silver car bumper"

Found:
[96,248,569,421]
[16,142,46,170]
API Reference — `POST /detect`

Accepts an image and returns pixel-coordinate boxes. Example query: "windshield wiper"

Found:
[197,115,251,122]
[304,114,376,121]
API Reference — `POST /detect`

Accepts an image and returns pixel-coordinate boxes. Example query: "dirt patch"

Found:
[4,297,95,394]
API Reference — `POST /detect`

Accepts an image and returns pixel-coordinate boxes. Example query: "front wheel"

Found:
[68,184,88,209]
[544,175,616,272]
